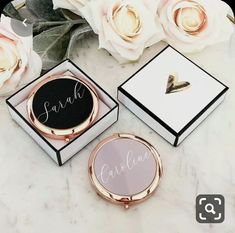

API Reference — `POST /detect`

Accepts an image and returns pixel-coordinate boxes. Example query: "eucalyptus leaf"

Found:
[33,19,86,35]
[3,3,22,20]
[66,24,93,58]
[33,23,74,70]
[26,0,65,21]
[60,9,82,20]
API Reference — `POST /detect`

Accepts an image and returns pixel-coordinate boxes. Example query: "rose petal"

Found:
[0,38,20,88]
[159,0,234,53]
[80,0,104,33]
[1,15,33,52]
[0,51,42,96]
[19,50,42,86]
[52,0,79,13]
[0,15,42,96]
[0,42,28,94]
[82,0,164,62]
[53,0,90,15]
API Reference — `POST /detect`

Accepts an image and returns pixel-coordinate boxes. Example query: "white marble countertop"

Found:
[1,33,235,233]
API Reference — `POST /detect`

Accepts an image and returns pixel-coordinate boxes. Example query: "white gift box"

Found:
[118,46,228,147]
[6,60,119,165]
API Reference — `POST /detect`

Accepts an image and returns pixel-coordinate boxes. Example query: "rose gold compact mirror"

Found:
[88,133,163,208]
[27,74,99,141]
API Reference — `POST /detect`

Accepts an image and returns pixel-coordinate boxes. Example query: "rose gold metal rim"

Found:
[88,133,163,209]
[27,74,99,141]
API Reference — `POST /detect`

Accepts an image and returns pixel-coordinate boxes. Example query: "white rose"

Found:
[158,0,234,53]
[0,15,42,96]
[80,0,165,63]
[52,0,89,16]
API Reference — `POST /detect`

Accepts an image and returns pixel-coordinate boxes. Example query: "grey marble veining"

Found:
[0,34,235,233]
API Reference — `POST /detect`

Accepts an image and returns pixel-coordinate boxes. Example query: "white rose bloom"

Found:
[80,0,165,63]
[52,0,89,16]
[0,15,42,96]
[158,0,234,53]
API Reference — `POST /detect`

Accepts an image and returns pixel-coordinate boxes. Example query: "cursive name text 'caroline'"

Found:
[97,150,150,184]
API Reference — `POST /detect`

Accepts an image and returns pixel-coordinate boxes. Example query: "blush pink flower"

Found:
[80,0,165,63]
[0,15,42,96]
[158,0,234,52]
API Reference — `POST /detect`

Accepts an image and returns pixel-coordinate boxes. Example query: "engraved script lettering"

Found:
[98,150,150,184]
[37,81,86,123]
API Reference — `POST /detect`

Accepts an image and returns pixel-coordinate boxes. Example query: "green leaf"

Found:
[3,3,22,20]
[60,9,82,20]
[26,0,65,21]
[66,24,93,59]
[33,19,86,35]
[33,23,74,70]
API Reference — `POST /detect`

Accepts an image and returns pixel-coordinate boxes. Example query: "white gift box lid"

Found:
[118,46,228,147]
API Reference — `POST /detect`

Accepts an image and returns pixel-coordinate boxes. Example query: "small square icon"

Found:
[196,194,225,223]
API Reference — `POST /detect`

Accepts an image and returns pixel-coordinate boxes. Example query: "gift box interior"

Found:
[6,60,119,165]
[118,46,229,146]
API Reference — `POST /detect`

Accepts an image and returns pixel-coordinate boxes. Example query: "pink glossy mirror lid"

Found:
[89,133,163,207]
[94,138,157,196]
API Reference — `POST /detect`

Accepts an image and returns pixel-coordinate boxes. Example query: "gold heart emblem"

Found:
[165,73,191,94]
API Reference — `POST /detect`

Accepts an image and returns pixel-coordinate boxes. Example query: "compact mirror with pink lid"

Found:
[88,133,163,208]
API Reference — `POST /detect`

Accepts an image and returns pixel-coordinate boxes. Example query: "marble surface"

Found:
[1,32,235,233]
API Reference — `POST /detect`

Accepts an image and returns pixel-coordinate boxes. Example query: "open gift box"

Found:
[6,60,119,166]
